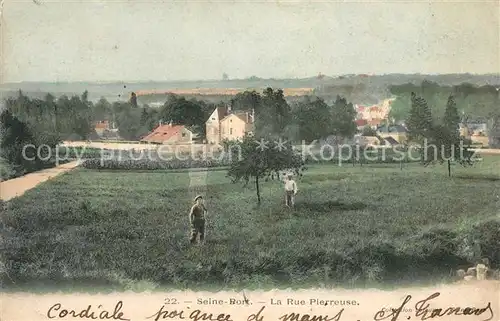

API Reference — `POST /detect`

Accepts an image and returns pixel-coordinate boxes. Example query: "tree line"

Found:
[230,88,357,142]
[406,91,475,176]
[1,87,360,195]
[389,81,500,145]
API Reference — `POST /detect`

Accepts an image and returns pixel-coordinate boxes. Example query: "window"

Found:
[182,133,186,137]
[211,117,215,120]
[230,128,233,135]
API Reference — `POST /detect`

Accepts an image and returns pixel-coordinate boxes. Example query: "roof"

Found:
[384,136,400,145]
[206,106,229,123]
[95,120,109,129]
[235,111,254,124]
[356,119,368,126]
[140,124,190,143]
[377,125,408,133]
[359,136,381,145]
[221,112,253,124]
[216,106,229,120]
[368,119,383,126]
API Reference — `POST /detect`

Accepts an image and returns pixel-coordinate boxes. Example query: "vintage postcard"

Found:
[0,0,499,320]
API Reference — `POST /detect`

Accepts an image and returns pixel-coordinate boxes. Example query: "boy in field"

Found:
[189,195,207,245]
[284,174,298,208]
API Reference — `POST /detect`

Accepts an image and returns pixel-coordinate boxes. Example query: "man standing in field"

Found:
[189,195,207,245]
[284,174,298,208]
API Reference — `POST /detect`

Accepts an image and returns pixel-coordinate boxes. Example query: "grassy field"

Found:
[1,157,499,292]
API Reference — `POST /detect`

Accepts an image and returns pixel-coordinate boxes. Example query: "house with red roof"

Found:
[140,123,193,144]
[94,120,110,136]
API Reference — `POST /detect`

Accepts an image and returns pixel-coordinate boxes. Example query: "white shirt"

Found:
[285,180,297,193]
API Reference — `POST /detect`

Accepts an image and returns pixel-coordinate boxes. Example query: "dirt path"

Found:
[0,161,80,202]
[472,148,500,155]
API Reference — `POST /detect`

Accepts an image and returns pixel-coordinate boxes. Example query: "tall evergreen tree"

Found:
[406,92,433,141]
[443,94,460,138]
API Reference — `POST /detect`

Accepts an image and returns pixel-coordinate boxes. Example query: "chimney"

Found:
[159,119,163,127]
[169,120,173,127]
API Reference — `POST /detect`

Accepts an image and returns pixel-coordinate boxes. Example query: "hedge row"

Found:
[81,158,233,170]
[80,155,418,171]
[56,147,114,159]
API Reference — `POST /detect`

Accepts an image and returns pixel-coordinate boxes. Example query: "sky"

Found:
[1,0,499,83]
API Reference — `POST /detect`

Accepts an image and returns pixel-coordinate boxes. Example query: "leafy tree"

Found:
[406,92,433,142]
[330,95,357,140]
[443,94,460,137]
[230,90,262,112]
[292,96,333,143]
[388,95,411,122]
[0,110,37,174]
[421,124,474,177]
[227,134,304,204]
[69,95,93,140]
[160,95,208,137]
[255,88,292,137]
[93,97,113,121]
[143,107,161,132]
[115,105,143,140]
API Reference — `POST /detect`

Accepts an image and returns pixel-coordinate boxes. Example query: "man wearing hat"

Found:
[189,195,207,244]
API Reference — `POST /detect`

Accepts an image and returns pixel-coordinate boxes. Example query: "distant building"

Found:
[459,123,470,138]
[205,106,229,144]
[469,122,488,136]
[355,98,394,122]
[355,119,368,130]
[220,111,254,142]
[377,124,408,144]
[140,123,193,144]
[94,120,110,137]
[205,107,254,144]
[353,135,383,146]
[94,120,119,139]
[367,119,384,129]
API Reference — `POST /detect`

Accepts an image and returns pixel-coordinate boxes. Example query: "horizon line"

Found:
[2,72,499,85]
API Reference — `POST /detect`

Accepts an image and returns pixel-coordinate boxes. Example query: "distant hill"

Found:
[1,74,498,104]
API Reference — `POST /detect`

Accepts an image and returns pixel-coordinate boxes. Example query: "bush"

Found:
[0,157,16,181]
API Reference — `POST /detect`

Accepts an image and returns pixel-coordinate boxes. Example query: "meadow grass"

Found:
[1,156,499,292]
